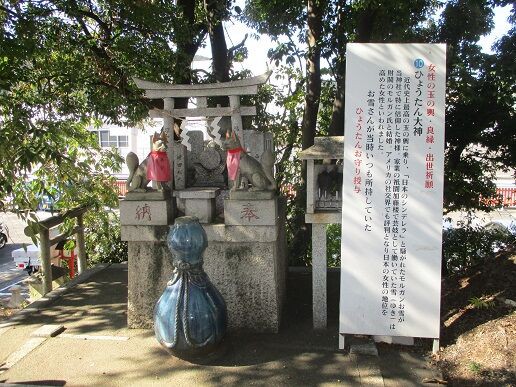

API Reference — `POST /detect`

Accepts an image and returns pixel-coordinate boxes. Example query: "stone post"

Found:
[229,95,243,144]
[163,97,175,190]
[312,223,327,329]
[76,214,87,274]
[39,228,52,295]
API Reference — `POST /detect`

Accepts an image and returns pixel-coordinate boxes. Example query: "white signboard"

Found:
[340,43,446,338]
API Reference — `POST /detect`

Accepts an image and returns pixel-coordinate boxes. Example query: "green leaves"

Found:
[0,0,198,210]
[442,221,515,274]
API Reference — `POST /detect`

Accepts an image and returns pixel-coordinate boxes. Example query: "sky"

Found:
[196,4,513,76]
[478,5,513,54]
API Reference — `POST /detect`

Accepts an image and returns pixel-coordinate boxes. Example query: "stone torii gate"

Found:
[122,73,287,333]
[133,72,271,189]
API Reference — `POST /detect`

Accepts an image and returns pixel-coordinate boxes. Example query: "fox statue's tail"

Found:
[260,149,276,190]
[126,152,140,190]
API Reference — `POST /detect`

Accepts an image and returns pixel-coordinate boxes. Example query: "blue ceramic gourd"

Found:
[154,216,227,357]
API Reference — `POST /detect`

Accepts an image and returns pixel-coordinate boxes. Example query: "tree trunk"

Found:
[356,6,376,43]
[290,0,326,265]
[301,0,324,150]
[328,2,347,136]
[205,0,230,136]
[328,5,376,136]
[328,75,345,136]
[175,0,203,84]
[210,21,230,83]
[173,0,205,137]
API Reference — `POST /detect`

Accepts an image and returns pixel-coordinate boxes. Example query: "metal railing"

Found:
[115,180,128,198]
[483,188,516,208]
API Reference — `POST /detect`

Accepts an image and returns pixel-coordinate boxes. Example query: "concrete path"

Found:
[0,265,442,386]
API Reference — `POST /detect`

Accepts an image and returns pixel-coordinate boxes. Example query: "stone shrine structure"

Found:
[299,136,344,329]
[120,74,287,333]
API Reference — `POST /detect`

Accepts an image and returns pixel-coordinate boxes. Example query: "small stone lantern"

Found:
[299,136,344,329]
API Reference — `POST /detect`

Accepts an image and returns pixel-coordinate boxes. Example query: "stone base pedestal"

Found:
[124,189,170,201]
[175,188,219,224]
[203,218,287,332]
[121,197,287,333]
[120,199,174,226]
[224,197,279,226]
[125,240,174,329]
[229,190,275,200]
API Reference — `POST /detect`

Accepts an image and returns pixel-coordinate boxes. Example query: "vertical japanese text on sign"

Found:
[340,44,446,339]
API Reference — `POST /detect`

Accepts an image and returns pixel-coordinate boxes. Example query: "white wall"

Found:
[89,121,159,179]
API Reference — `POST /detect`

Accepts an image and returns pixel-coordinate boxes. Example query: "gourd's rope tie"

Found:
[170,271,184,349]
[182,271,214,348]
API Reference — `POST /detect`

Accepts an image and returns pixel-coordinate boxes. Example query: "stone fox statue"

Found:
[126,132,170,192]
[222,130,276,191]
[126,152,149,192]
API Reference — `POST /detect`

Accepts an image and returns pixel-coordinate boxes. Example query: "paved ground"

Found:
[0,208,513,385]
[0,265,443,386]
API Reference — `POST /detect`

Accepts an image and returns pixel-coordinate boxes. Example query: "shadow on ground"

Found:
[440,248,516,345]
[1,266,441,386]
[6,267,128,334]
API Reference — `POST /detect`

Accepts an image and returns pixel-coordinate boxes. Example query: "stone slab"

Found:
[184,198,216,223]
[186,130,204,167]
[242,130,273,162]
[120,225,169,242]
[126,237,286,332]
[350,354,385,386]
[0,337,47,375]
[229,190,276,200]
[59,333,129,341]
[175,188,220,199]
[224,198,278,226]
[124,190,170,201]
[31,324,64,338]
[120,200,174,226]
[204,224,280,243]
[349,342,379,356]
[121,224,281,243]
[305,212,342,224]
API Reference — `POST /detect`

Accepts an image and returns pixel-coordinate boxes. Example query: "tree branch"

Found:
[191,68,211,77]
[79,9,111,39]
[0,5,27,21]
[228,33,248,56]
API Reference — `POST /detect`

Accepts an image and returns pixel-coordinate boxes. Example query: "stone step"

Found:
[349,338,385,386]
